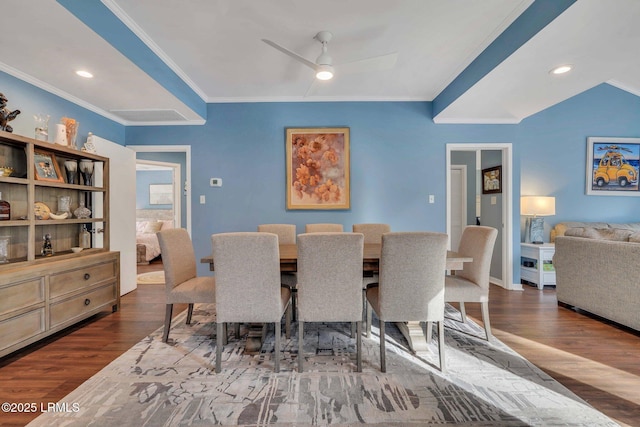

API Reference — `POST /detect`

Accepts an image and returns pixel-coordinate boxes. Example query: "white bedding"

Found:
[136,219,174,262]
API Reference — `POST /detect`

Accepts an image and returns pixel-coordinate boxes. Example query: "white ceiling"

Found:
[1,0,639,125]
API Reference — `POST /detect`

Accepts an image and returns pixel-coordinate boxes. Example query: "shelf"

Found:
[36,218,105,225]
[0,220,30,227]
[0,176,28,185]
[34,181,106,192]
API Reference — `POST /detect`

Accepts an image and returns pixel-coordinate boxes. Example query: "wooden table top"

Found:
[201,243,471,272]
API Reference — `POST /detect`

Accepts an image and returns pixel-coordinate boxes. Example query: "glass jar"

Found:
[0,236,9,263]
[57,196,71,216]
[79,225,91,248]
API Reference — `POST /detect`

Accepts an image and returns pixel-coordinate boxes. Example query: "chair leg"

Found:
[351,322,356,338]
[285,302,292,339]
[356,321,362,372]
[298,321,304,373]
[366,302,372,338]
[438,321,446,372]
[162,304,173,343]
[481,301,493,341]
[459,302,467,322]
[425,321,433,343]
[234,323,240,338]
[275,321,281,373]
[222,323,228,345]
[379,320,386,373]
[216,322,224,373]
[186,303,194,325]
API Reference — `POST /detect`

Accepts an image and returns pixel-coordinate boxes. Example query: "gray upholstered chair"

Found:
[257,224,296,244]
[352,223,391,335]
[211,232,291,373]
[305,223,344,233]
[445,225,498,341]
[352,223,390,244]
[365,232,449,372]
[258,223,298,319]
[296,232,364,372]
[157,228,216,343]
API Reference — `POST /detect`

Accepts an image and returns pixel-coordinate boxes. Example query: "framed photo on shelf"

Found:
[586,137,640,196]
[285,127,350,210]
[482,165,502,194]
[33,150,64,183]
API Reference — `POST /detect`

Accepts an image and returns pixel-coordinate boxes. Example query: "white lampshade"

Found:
[521,196,555,217]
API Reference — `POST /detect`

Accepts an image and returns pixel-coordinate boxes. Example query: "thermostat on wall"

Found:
[210,178,222,187]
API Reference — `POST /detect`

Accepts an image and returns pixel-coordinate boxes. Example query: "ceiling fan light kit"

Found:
[262,30,397,90]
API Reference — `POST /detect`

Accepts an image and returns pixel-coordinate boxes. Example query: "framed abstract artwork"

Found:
[33,150,64,183]
[586,137,640,196]
[285,127,350,210]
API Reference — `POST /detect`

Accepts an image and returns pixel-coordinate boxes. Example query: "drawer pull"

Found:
[84,298,91,306]
[84,273,91,280]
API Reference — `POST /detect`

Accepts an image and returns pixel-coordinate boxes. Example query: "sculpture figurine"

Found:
[0,93,20,133]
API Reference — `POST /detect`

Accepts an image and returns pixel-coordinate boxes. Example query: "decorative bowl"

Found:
[71,247,83,253]
[0,166,14,177]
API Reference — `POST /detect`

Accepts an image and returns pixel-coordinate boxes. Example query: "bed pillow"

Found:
[136,221,148,233]
[143,221,163,234]
[160,220,174,230]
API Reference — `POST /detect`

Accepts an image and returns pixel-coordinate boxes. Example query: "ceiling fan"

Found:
[261,31,397,83]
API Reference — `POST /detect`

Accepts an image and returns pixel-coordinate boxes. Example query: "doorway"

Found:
[446,143,514,290]
[127,145,192,235]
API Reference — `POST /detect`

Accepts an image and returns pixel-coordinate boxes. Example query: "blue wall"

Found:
[0,72,124,145]
[5,67,640,282]
[136,170,173,209]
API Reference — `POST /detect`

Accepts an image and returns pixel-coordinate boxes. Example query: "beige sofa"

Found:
[552,222,640,331]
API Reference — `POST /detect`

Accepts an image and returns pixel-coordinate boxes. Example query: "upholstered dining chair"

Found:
[157,228,216,344]
[352,223,391,244]
[258,223,298,319]
[445,225,498,341]
[211,232,292,373]
[305,223,344,233]
[365,232,449,372]
[296,232,364,372]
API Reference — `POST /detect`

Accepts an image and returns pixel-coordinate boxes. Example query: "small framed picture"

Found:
[482,165,502,194]
[482,166,502,194]
[33,150,64,182]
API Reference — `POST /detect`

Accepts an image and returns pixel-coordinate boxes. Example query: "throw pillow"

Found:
[160,220,174,230]
[143,221,163,234]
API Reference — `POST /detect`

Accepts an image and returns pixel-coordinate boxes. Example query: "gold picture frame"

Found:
[286,127,350,210]
[34,150,64,183]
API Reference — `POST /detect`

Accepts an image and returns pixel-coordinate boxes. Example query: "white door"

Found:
[450,165,467,252]
[92,136,137,295]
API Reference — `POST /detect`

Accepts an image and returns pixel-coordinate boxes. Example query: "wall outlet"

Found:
[210,178,222,187]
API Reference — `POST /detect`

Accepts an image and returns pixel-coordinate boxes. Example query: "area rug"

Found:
[27,304,617,426]
[136,271,165,285]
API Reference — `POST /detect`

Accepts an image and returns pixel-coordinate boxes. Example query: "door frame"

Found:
[136,159,182,229]
[446,143,514,290]
[127,145,192,235]
[450,164,467,252]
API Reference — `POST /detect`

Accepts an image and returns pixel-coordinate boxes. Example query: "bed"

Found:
[136,209,174,264]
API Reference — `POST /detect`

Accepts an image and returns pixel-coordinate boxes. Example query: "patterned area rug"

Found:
[28,304,617,426]
[136,271,165,285]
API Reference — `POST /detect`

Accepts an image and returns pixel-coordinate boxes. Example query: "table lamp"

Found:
[521,196,555,244]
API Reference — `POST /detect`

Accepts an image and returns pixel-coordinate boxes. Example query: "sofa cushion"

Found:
[553,222,610,239]
[609,223,640,231]
[565,227,634,241]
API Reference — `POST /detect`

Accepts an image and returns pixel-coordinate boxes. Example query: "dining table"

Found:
[201,243,472,355]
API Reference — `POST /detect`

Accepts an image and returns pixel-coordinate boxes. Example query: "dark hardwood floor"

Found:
[1,263,638,426]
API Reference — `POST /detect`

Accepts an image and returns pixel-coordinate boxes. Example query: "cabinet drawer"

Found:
[0,278,45,317]
[50,261,117,298]
[543,271,556,285]
[50,284,117,327]
[0,308,45,351]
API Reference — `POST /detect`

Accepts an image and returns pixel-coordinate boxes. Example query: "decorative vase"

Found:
[34,114,50,141]
[57,196,71,216]
[61,117,79,150]
[54,124,68,146]
[73,199,91,219]
[79,159,94,186]
[64,160,78,184]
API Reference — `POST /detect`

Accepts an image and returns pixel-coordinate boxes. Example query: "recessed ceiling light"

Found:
[76,70,94,78]
[550,65,572,75]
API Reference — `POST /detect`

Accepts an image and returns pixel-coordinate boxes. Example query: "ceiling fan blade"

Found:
[261,39,317,71]
[336,52,398,75]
